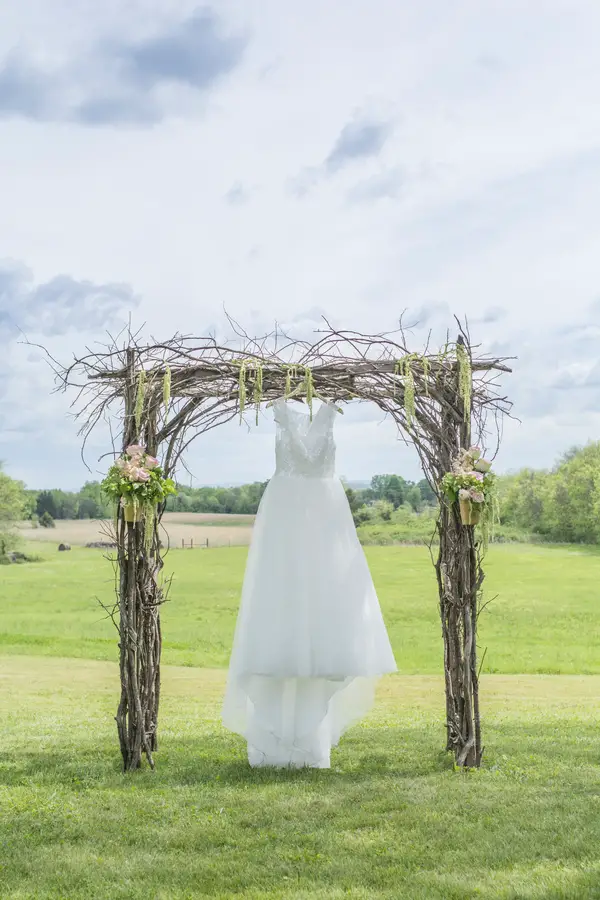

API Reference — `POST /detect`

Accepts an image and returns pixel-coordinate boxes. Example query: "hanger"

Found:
[266,385,343,414]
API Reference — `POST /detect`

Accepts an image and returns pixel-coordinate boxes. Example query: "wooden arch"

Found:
[58,320,512,771]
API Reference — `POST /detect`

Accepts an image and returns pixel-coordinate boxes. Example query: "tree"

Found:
[370,474,406,509]
[405,485,422,512]
[417,478,436,505]
[0,465,27,522]
[36,490,59,520]
[39,511,56,528]
[344,486,361,513]
[78,481,112,518]
[0,465,28,563]
[497,442,600,544]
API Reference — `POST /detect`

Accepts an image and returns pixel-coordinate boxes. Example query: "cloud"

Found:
[493,298,600,425]
[346,168,404,204]
[224,181,251,206]
[0,8,246,126]
[477,306,506,325]
[0,259,139,487]
[290,112,393,197]
[325,117,392,173]
[0,260,139,337]
[0,56,55,119]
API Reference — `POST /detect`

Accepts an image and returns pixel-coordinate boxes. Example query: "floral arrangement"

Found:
[102,445,176,538]
[440,447,497,544]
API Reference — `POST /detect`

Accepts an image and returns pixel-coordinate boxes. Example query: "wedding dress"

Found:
[222,397,397,768]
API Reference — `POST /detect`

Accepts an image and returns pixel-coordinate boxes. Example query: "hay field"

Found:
[16,511,255,548]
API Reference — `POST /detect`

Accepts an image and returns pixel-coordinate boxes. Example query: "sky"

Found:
[1,0,600,490]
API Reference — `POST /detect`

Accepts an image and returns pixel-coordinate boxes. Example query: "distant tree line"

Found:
[165,482,268,515]
[498,442,600,544]
[15,473,437,522]
[344,474,437,524]
[4,441,600,544]
[31,483,112,521]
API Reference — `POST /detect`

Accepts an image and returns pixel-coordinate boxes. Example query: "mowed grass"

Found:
[1,658,599,899]
[1,542,599,673]
[1,543,600,898]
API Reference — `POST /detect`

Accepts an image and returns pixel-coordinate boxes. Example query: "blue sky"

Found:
[1,0,600,489]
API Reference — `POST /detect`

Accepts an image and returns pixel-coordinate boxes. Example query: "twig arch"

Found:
[56,317,512,770]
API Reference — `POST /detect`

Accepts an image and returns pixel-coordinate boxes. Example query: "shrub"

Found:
[39,511,56,528]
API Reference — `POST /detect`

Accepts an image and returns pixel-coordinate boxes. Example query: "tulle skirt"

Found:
[222,474,397,767]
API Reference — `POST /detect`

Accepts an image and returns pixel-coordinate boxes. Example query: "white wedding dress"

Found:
[222,398,397,768]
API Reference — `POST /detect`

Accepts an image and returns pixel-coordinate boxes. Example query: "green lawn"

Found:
[1,542,599,673]
[1,658,599,899]
[1,543,599,898]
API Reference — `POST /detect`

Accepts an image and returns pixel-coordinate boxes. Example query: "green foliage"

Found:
[237,359,265,424]
[134,368,146,432]
[405,484,423,512]
[440,470,486,503]
[163,366,171,410]
[456,341,472,419]
[392,344,472,428]
[33,483,112,521]
[78,482,112,519]
[417,477,436,504]
[0,529,24,561]
[39,511,55,528]
[357,504,438,544]
[0,464,28,522]
[369,474,423,509]
[343,485,361,514]
[394,355,417,427]
[167,481,268,515]
[346,474,437,528]
[102,447,176,545]
[498,441,600,544]
[101,456,176,510]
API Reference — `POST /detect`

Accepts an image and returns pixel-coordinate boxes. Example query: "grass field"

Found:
[1,543,600,898]
[2,542,599,673]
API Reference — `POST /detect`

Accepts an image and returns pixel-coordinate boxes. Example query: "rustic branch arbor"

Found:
[59,322,511,771]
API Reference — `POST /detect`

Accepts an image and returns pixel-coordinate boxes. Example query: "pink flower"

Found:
[116,460,136,478]
[130,467,151,483]
[471,471,484,482]
[144,456,160,469]
[126,444,145,459]
[458,488,471,500]
[469,489,485,504]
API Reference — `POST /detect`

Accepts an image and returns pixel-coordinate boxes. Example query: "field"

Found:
[1,542,600,898]
[16,512,255,549]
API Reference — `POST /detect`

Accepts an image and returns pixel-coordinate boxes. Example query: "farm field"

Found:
[16,511,255,548]
[1,542,599,898]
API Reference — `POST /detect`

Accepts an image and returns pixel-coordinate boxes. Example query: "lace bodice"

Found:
[273,398,337,478]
